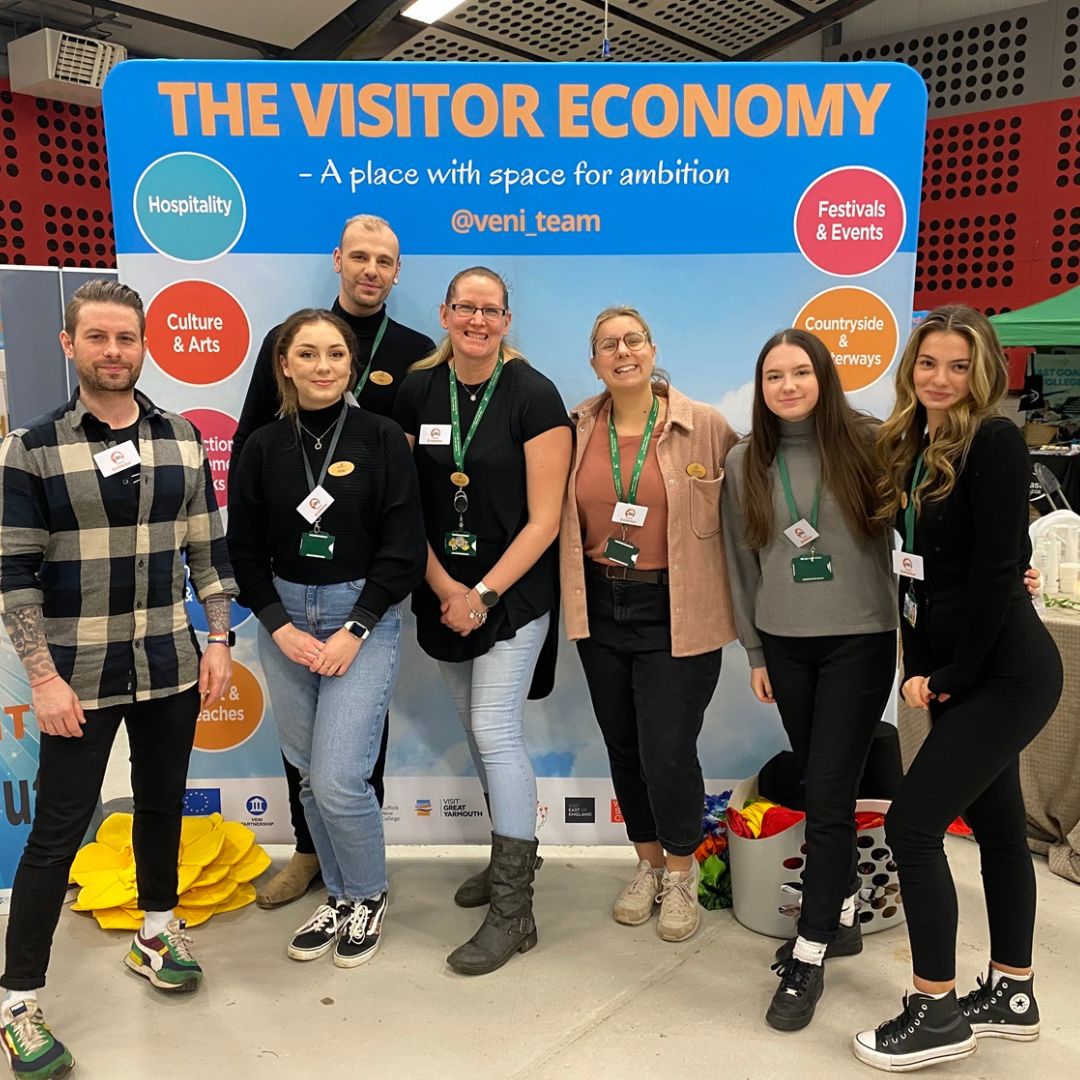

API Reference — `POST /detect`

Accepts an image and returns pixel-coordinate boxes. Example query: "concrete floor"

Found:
[3,838,1078,1079]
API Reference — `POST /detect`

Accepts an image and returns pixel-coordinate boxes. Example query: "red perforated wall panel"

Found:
[0,77,115,268]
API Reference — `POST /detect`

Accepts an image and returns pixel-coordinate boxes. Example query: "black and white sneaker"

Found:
[958,969,1040,1040]
[766,957,825,1031]
[287,898,353,961]
[853,991,976,1071]
[334,892,387,968]
[775,921,863,963]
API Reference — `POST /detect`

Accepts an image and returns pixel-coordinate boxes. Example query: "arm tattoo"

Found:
[203,595,231,636]
[2,605,57,683]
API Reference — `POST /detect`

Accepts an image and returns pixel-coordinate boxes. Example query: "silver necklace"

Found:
[457,376,491,403]
[297,413,340,450]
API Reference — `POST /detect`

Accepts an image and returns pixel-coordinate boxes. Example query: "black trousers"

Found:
[2,686,200,991]
[576,576,722,857]
[887,597,1062,981]
[760,630,897,945]
[282,711,389,854]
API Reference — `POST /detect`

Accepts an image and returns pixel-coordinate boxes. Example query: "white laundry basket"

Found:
[727,777,906,939]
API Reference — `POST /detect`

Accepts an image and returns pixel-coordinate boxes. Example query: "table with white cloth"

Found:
[898,605,1080,884]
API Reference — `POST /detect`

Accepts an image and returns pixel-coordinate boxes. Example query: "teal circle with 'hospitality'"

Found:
[133,152,246,262]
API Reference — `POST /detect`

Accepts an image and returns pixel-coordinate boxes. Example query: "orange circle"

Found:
[193,660,264,752]
[145,279,250,385]
[793,287,899,392]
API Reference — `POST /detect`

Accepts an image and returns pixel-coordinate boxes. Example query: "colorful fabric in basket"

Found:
[758,805,806,838]
[696,790,733,910]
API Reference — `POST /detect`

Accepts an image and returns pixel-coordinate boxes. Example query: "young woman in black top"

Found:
[395,267,572,976]
[228,309,426,970]
[852,305,1062,1071]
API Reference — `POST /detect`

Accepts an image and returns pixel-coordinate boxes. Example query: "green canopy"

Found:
[991,285,1080,347]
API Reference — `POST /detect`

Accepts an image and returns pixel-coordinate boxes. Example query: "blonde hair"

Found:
[272,309,359,418]
[588,305,670,393]
[337,214,396,251]
[411,267,526,371]
[875,304,1008,523]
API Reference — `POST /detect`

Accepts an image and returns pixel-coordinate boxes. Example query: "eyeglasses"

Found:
[448,302,507,321]
[595,332,650,355]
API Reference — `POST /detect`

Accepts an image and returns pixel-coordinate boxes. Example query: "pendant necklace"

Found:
[298,409,344,450]
[457,376,491,403]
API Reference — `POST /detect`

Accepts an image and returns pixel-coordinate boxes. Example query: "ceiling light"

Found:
[402,1,467,24]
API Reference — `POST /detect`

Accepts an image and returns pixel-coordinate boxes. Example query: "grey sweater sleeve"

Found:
[721,442,766,669]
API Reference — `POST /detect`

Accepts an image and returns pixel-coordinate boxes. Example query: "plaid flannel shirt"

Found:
[0,388,237,709]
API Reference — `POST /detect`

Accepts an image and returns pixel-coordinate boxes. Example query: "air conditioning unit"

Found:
[8,28,127,106]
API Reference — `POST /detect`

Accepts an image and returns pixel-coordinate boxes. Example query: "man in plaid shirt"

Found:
[0,279,237,1080]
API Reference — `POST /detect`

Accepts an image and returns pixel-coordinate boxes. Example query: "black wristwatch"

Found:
[475,581,500,608]
[344,620,372,641]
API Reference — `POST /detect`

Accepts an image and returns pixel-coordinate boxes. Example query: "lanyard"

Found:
[449,350,504,473]
[354,314,389,396]
[776,448,821,530]
[609,395,659,505]
[903,452,926,554]
[298,402,348,499]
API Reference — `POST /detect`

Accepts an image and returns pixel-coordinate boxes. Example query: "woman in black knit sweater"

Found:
[228,308,425,971]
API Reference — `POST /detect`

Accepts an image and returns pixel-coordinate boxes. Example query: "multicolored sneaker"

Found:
[1,1000,74,1079]
[124,918,203,992]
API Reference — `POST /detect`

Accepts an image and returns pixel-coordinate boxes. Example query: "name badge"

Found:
[420,424,451,445]
[93,440,140,477]
[611,501,648,527]
[903,589,918,628]
[297,485,335,525]
[892,550,925,581]
[783,518,819,549]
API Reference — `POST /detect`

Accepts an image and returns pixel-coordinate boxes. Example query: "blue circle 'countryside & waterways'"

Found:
[133,152,246,262]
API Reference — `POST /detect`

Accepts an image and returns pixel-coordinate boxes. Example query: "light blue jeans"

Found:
[438,612,549,842]
[258,578,402,901]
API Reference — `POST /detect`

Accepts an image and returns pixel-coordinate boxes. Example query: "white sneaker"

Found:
[657,862,700,942]
[613,859,663,925]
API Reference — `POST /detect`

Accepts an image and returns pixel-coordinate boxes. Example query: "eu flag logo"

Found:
[183,788,222,815]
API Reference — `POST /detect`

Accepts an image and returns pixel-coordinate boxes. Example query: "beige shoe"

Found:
[657,862,701,941]
[613,859,663,925]
[255,851,322,909]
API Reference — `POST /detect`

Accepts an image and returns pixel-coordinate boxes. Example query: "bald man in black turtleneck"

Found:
[230,214,434,910]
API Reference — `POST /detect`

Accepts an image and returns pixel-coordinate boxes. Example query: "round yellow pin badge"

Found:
[370,371,394,386]
[686,463,707,479]
[328,461,355,477]
[451,471,470,488]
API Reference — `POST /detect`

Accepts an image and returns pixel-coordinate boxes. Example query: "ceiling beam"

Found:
[285,0,408,60]
[732,0,881,60]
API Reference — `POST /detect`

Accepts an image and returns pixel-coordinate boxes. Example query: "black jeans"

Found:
[282,711,389,855]
[760,630,897,945]
[887,597,1062,981]
[576,575,722,857]
[2,686,200,991]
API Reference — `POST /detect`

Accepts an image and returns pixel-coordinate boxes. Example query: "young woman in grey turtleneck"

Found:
[721,329,898,1035]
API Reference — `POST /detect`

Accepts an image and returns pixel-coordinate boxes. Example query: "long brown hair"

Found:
[874,304,1008,523]
[741,329,881,549]
[273,308,359,417]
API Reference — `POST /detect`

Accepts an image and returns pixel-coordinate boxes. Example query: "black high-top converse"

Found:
[853,990,976,1071]
[958,969,1040,1040]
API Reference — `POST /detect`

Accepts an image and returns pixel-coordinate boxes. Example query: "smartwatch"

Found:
[344,620,371,641]
[475,580,500,608]
[206,631,236,647]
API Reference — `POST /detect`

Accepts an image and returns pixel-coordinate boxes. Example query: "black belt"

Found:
[587,560,669,585]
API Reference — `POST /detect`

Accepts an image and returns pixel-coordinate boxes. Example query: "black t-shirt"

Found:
[394,360,571,663]
[227,401,427,635]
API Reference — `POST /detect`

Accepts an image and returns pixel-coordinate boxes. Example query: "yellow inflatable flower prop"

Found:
[70,813,271,930]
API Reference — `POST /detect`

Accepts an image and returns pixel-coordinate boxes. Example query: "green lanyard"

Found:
[449,350,505,475]
[903,453,926,554]
[776,448,821,530]
[609,395,659,505]
[354,314,389,396]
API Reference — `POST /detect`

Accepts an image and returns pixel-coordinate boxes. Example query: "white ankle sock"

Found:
[3,989,39,1013]
[991,968,1031,988]
[792,936,827,965]
[839,893,858,928]
[141,910,173,939]
[916,987,951,999]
